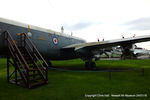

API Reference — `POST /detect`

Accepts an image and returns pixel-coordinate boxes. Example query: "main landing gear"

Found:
[85,60,96,70]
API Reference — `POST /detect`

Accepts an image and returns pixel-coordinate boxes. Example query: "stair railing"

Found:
[21,33,48,82]
[4,31,30,86]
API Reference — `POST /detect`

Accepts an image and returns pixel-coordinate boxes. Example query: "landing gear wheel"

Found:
[91,62,96,70]
[85,62,90,69]
[85,61,96,70]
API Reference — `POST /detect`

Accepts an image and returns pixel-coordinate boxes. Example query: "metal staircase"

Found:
[4,31,48,88]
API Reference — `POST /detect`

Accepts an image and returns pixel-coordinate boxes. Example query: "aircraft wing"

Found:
[62,35,150,51]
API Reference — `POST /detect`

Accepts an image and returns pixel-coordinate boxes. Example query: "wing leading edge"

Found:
[62,35,150,51]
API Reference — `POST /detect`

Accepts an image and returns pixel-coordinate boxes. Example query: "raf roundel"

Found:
[53,37,58,44]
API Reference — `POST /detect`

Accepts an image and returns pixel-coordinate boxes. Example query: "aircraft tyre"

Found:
[85,62,90,69]
[85,61,96,70]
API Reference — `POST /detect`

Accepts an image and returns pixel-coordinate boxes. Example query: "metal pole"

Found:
[109,71,111,80]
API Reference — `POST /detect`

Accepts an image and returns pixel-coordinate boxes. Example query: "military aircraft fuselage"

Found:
[0,18,86,60]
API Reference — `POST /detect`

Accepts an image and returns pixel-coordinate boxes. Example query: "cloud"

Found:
[124,17,150,30]
[63,21,102,31]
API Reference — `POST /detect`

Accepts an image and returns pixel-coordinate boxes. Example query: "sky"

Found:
[0,0,150,49]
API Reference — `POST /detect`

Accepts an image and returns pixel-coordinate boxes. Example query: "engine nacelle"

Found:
[121,43,136,59]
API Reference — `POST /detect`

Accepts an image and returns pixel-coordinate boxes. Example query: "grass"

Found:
[52,59,150,69]
[0,59,150,100]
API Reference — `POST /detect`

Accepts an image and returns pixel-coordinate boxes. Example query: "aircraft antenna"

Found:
[102,37,104,41]
[133,34,136,37]
[122,35,124,39]
[97,38,99,42]
[28,25,30,32]
[61,26,64,33]
[27,25,32,37]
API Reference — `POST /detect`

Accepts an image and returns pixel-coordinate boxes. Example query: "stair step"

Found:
[29,66,46,70]
[23,56,31,59]
[26,61,33,64]
[19,66,42,70]
[29,73,40,77]
[30,81,47,88]
[29,68,39,71]
[22,72,39,77]
[29,77,42,81]
[23,56,30,58]
[28,68,46,71]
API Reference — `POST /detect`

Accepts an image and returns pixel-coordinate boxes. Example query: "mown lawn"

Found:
[0,59,150,100]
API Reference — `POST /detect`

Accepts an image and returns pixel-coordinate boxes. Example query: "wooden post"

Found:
[15,65,18,84]
[27,70,30,88]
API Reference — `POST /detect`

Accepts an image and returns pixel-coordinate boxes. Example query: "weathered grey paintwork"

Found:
[0,18,85,60]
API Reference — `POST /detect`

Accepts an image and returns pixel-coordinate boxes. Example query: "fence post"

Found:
[109,71,111,80]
